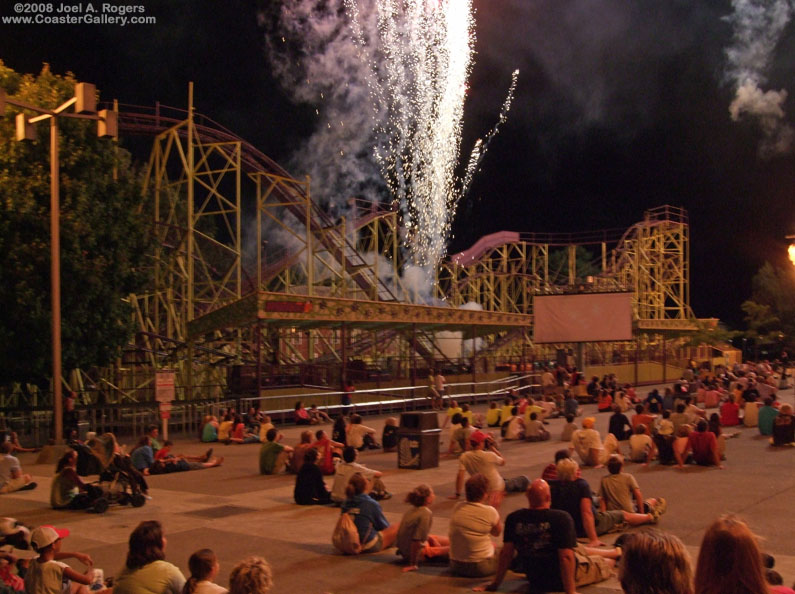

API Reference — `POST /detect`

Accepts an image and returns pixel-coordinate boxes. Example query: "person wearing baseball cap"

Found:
[25,525,96,594]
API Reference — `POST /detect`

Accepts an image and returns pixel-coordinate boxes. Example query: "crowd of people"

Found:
[2,357,794,593]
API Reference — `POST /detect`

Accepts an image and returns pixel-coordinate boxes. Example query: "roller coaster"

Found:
[93,87,697,401]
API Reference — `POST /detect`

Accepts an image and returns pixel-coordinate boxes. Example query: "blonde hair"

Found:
[556,457,579,481]
[620,530,693,594]
[229,556,273,594]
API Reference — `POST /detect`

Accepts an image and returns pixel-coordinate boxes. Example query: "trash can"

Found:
[397,411,441,469]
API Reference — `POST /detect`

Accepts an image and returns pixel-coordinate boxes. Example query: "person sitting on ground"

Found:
[758,398,779,436]
[570,417,620,468]
[599,454,666,517]
[51,450,100,510]
[719,396,741,427]
[289,431,315,474]
[26,525,96,594]
[331,446,390,503]
[486,402,502,428]
[257,416,274,443]
[347,414,379,450]
[447,416,474,456]
[743,397,761,428]
[609,404,633,441]
[597,389,613,413]
[294,447,331,505]
[341,473,400,554]
[653,411,676,465]
[228,414,259,444]
[293,401,312,426]
[201,415,219,443]
[707,413,736,460]
[540,449,582,481]
[382,417,399,452]
[618,530,694,594]
[563,390,580,418]
[310,429,344,475]
[448,474,502,578]
[670,403,691,435]
[525,412,550,442]
[113,520,185,594]
[442,399,463,429]
[475,479,620,593]
[677,419,723,469]
[502,407,525,440]
[461,403,474,425]
[3,431,38,454]
[644,389,665,414]
[0,442,37,494]
[631,404,656,435]
[629,424,657,465]
[217,414,233,443]
[244,406,262,434]
[499,397,515,428]
[154,441,220,473]
[130,436,155,475]
[145,425,163,453]
[258,428,293,475]
[397,484,450,572]
[694,515,768,594]
[549,458,659,547]
[308,404,332,425]
[182,548,227,594]
[450,431,528,509]
[331,415,348,446]
[560,414,578,442]
[772,403,795,446]
[228,556,272,594]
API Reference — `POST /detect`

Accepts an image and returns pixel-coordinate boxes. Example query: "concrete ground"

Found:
[5,385,795,594]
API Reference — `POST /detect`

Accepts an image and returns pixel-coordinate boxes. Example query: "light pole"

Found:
[1,83,116,444]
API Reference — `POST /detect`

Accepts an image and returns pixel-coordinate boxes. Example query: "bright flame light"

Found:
[345,0,517,289]
[788,244,795,267]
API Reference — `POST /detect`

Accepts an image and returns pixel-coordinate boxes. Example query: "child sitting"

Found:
[486,402,501,427]
[382,417,399,452]
[560,414,578,441]
[525,412,550,442]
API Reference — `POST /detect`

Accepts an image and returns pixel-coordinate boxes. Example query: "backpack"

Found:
[332,511,361,555]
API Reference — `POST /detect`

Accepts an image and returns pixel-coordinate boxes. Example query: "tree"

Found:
[741,261,795,356]
[0,61,151,388]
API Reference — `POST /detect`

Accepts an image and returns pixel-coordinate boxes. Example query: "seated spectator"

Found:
[228,557,272,594]
[397,484,450,572]
[26,525,95,594]
[308,404,332,424]
[570,417,620,467]
[524,412,550,442]
[501,407,524,440]
[447,416,474,456]
[448,474,502,577]
[644,389,664,413]
[289,431,315,474]
[331,446,389,503]
[608,405,632,441]
[257,416,274,444]
[631,404,656,435]
[540,449,581,481]
[331,415,348,446]
[461,403,474,425]
[311,429,343,475]
[51,451,98,510]
[476,479,620,593]
[244,407,262,434]
[619,530,693,594]
[228,415,259,444]
[201,416,219,443]
[145,425,163,453]
[293,402,312,426]
[340,473,400,554]
[294,447,331,505]
[347,415,379,450]
[183,548,227,594]
[130,436,155,475]
[563,390,580,417]
[677,419,722,469]
[670,404,691,434]
[499,398,515,428]
[217,415,233,443]
[598,455,666,517]
[758,398,779,436]
[560,414,578,442]
[719,397,741,427]
[441,400,463,429]
[704,385,721,408]
[2,431,38,454]
[485,402,501,427]
[153,441,221,473]
[258,428,293,475]
[772,403,795,446]
[549,458,657,547]
[112,520,186,594]
[743,399,760,428]
[628,424,656,464]
[382,417,398,452]
[694,515,767,594]
[597,389,613,413]
[0,442,37,494]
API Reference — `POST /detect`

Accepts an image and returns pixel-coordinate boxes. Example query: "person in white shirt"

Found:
[184,549,227,594]
[330,446,390,503]
[449,474,502,577]
[346,415,379,450]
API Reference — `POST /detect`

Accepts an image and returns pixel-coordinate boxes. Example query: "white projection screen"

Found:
[533,293,633,343]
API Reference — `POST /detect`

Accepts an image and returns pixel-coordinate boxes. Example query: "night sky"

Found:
[2,0,794,327]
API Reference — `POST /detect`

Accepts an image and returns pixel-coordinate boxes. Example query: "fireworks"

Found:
[346,0,517,280]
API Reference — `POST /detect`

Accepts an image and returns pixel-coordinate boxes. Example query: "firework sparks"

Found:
[346,0,517,283]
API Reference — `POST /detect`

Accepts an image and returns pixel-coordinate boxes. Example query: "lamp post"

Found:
[1,83,116,444]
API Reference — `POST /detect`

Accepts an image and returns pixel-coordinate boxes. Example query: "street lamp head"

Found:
[75,82,96,115]
[15,113,35,141]
[788,244,795,267]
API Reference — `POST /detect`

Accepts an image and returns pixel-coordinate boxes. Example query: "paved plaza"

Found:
[5,386,795,593]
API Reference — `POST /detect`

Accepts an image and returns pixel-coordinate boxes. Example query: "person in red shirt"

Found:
[630,404,655,435]
[719,397,741,426]
[676,419,722,469]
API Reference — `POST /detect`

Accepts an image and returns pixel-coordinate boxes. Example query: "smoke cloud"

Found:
[724,0,795,157]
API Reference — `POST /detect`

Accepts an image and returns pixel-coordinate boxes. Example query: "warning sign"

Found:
[155,370,175,403]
